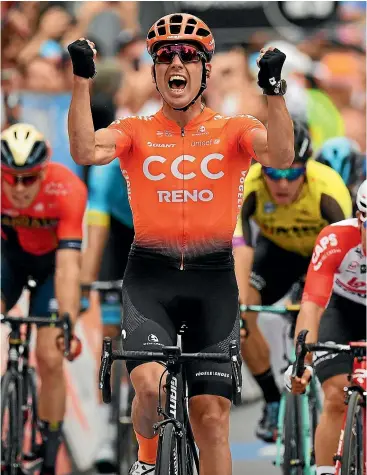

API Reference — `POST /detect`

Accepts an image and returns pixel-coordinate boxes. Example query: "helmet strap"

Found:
[153,58,207,112]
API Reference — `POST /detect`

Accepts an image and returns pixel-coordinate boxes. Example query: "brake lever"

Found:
[62,313,72,358]
[292,329,309,379]
[229,340,242,406]
[99,337,112,403]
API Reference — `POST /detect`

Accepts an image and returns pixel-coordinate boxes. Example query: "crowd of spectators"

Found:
[1,1,366,154]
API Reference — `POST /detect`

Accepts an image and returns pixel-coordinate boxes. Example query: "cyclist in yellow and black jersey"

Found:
[233,120,352,443]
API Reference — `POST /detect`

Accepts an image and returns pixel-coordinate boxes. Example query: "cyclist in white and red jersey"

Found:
[67,12,294,475]
[285,180,367,475]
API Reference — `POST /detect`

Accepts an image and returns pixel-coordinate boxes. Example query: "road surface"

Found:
[230,400,281,475]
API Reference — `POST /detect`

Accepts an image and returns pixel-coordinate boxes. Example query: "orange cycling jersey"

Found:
[108,107,266,267]
[1,163,87,255]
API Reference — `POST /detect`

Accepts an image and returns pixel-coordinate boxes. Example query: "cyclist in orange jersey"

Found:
[67,13,294,475]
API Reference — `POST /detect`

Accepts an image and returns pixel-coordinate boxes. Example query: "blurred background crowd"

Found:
[1,1,366,179]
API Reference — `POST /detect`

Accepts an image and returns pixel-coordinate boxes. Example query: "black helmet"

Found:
[293,119,312,163]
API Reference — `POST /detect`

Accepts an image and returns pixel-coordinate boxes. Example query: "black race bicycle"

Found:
[99,335,242,475]
[1,311,71,475]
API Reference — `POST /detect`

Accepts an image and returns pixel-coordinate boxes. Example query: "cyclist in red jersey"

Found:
[285,180,366,475]
[1,123,87,475]
[67,13,294,475]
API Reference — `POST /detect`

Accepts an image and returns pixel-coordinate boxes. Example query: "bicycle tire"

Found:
[308,384,320,469]
[283,393,304,475]
[22,368,41,460]
[341,390,364,475]
[116,364,137,475]
[1,372,22,475]
[156,423,183,475]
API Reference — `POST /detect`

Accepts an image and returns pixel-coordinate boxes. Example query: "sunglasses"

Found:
[2,172,41,187]
[153,44,204,64]
[263,167,306,182]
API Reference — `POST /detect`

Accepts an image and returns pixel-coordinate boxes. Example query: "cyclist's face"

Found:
[263,163,305,205]
[153,45,209,110]
[2,172,43,209]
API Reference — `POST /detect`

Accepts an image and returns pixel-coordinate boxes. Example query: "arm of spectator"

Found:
[116,1,140,33]
[17,7,71,66]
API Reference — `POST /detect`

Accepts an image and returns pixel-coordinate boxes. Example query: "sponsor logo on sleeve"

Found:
[312,233,339,271]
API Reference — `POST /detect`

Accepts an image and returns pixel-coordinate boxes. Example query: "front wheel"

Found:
[341,390,364,475]
[1,372,23,475]
[283,393,304,475]
[156,423,186,475]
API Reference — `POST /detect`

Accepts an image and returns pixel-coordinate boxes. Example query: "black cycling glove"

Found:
[67,39,96,79]
[258,48,287,96]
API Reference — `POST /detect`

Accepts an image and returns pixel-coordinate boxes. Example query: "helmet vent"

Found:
[187,18,197,25]
[157,19,165,26]
[147,30,156,39]
[170,24,181,34]
[184,25,195,34]
[14,131,17,139]
[26,131,30,139]
[158,26,166,36]
[197,28,210,37]
[170,14,182,23]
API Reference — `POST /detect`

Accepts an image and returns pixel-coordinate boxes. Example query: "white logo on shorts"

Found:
[148,334,159,343]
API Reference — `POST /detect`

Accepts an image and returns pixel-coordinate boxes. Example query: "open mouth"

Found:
[168,75,187,91]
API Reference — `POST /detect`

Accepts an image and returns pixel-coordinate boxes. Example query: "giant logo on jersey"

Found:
[142,154,224,203]
[312,233,339,271]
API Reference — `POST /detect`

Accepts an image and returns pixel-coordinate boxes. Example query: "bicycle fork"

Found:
[274,391,316,474]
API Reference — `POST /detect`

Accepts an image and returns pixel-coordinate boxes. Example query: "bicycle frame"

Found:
[274,343,321,474]
[153,350,200,473]
[334,343,366,475]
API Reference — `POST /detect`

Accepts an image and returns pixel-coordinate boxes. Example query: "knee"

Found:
[131,365,163,409]
[36,340,63,376]
[323,382,346,416]
[190,396,230,446]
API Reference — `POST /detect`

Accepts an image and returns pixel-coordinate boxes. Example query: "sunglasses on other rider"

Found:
[263,167,306,182]
[2,172,41,187]
[153,44,204,64]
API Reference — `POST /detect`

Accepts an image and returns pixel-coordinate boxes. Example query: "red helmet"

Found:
[147,13,215,62]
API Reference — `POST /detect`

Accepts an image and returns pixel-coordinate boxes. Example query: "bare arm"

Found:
[81,224,109,284]
[233,192,256,305]
[234,245,255,305]
[252,96,294,169]
[55,249,82,325]
[293,301,324,365]
[68,77,118,166]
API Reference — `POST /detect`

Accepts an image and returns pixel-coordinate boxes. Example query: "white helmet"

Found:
[356,179,367,221]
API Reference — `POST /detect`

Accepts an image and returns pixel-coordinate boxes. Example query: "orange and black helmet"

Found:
[147,13,215,62]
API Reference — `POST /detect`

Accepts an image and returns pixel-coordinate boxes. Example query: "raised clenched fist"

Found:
[67,38,97,79]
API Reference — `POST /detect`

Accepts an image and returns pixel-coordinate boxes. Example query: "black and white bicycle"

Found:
[99,330,242,475]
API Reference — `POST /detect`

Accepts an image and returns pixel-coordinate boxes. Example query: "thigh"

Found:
[182,268,240,402]
[315,294,366,384]
[121,259,177,374]
[29,274,56,318]
[251,235,309,305]
[1,249,28,311]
